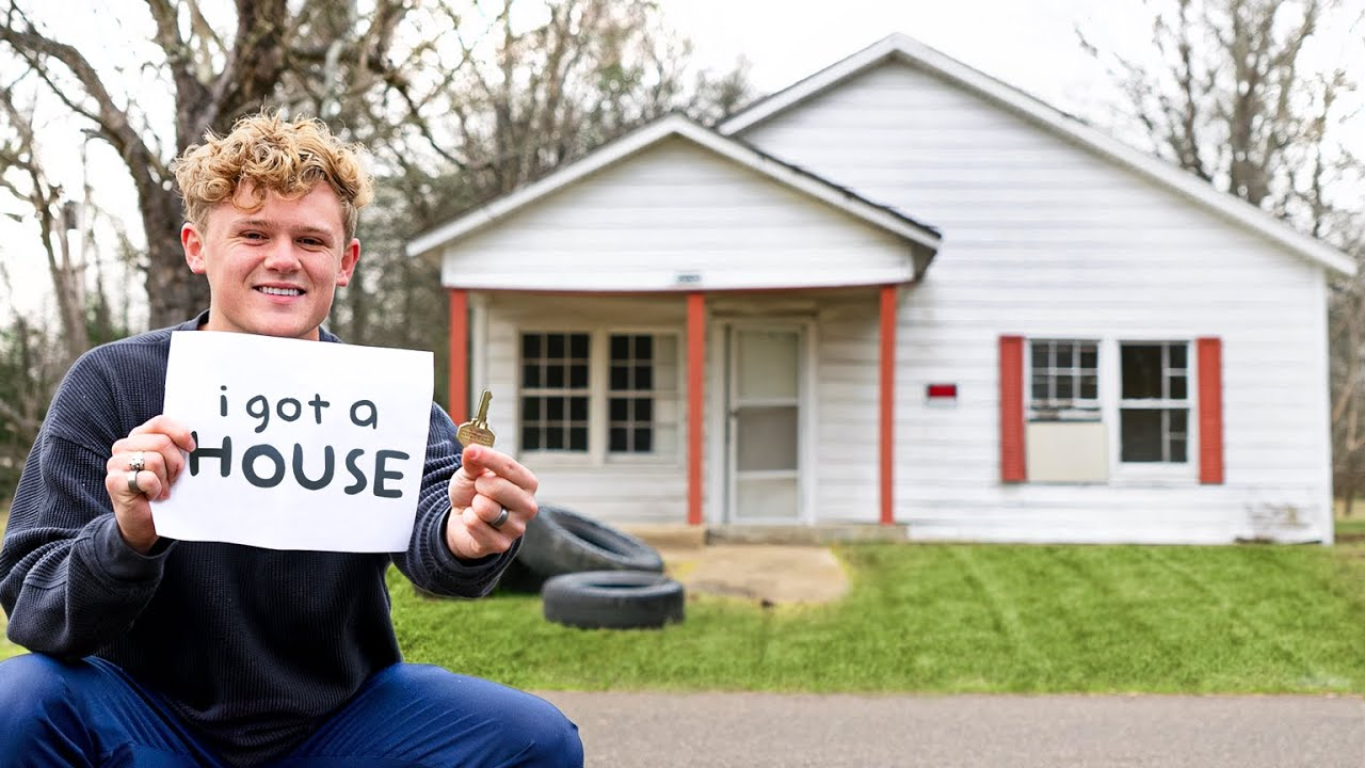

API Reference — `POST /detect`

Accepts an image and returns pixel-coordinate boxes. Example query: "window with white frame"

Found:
[1029,339,1100,421]
[519,330,680,459]
[520,333,590,451]
[1119,342,1189,463]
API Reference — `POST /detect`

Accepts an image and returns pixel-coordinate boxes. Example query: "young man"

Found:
[0,113,582,767]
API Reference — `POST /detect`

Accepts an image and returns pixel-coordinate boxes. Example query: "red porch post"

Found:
[687,292,706,526]
[448,289,469,424]
[879,284,897,526]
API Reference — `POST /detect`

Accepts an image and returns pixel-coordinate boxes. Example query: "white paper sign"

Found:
[156,331,434,552]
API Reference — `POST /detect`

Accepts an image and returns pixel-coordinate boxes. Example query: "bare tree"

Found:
[1080,0,1365,511]
[0,266,66,499]
[1327,220,1364,516]
[0,83,88,364]
[0,0,412,328]
[358,0,750,210]
[1080,0,1358,220]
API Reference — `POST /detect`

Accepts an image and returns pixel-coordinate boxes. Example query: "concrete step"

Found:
[621,523,909,548]
[619,524,707,550]
[707,524,909,546]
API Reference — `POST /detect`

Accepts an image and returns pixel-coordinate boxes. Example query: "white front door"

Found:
[727,326,803,523]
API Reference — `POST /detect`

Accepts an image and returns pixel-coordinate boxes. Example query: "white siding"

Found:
[740,62,1334,544]
[440,138,915,292]
[809,295,881,520]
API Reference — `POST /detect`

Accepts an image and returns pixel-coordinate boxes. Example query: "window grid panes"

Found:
[1119,342,1190,463]
[1029,339,1100,421]
[609,334,655,454]
[517,331,680,459]
[520,332,590,452]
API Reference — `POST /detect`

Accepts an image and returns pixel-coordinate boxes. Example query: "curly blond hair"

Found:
[174,112,374,240]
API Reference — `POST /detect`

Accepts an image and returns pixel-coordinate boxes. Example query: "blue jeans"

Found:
[0,654,582,767]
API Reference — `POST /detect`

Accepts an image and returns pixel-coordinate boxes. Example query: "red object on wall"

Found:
[1197,337,1224,484]
[999,336,1026,483]
[926,383,957,401]
[448,289,468,425]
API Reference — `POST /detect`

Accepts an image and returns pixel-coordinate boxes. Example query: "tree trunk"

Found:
[51,215,88,363]
[138,168,210,327]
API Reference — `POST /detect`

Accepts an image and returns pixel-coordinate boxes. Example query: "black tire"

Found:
[494,557,546,594]
[542,570,685,630]
[517,505,664,579]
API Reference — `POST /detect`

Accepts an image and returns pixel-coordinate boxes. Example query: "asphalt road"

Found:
[538,692,1364,768]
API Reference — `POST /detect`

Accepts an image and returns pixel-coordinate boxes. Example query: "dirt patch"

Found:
[658,544,849,605]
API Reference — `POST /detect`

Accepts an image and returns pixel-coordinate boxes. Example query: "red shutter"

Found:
[1197,337,1224,484]
[448,289,468,425]
[1000,336,1026,483]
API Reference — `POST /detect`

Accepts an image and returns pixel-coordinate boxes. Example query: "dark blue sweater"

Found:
[0,315,514,766]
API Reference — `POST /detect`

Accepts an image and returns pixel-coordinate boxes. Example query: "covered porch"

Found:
[445,286,917,528]
[407,113,941,526]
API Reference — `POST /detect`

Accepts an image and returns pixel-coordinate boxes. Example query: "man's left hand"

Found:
[446,444,539,560]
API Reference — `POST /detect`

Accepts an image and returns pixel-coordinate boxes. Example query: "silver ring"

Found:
[489,507,509,530]
[128,451,146,473]
[126,470,144,495]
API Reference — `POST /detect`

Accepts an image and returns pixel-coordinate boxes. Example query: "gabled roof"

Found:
[406,112,942,258]
[719,33,1355,277]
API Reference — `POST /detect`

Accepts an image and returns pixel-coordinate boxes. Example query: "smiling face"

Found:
[183,183,360,341]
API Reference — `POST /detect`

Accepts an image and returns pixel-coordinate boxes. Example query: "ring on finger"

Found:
[489,507,509,530]
[126,470,145,496]
[128,451,146,473]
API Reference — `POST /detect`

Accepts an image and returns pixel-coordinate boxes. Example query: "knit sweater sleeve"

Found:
[390,403,518,597]
[0,346,173,658]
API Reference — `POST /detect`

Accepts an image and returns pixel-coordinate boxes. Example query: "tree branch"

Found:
[0,10,167,187]
[203,0,290,137]
[143,0,213,136]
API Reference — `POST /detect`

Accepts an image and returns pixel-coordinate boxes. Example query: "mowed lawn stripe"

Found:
[1039,548,1190,688]
[1146,545,1361,691]
[975,546,1161,691]
[1142,547,1320,687]
[944,545,1050,687]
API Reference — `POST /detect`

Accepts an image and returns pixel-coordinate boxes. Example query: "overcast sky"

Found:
[668,0,1363,141]
[1,0,1362,320]
[667,0,1145,112]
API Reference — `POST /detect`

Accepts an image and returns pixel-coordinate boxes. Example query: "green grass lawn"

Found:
[3,505,1363,693]
[1336,517,1365,539]
[394,542,1364,695]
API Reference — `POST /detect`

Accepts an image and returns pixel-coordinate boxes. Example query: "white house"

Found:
[407,34,1354,545]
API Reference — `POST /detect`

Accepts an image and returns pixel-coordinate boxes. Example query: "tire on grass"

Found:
[517,504,664,580]
[542,570,685,630]
[494,557,546,594]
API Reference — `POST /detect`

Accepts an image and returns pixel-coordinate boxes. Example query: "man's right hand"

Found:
[103,416,197,554]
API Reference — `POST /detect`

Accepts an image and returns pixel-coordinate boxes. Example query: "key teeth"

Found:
[475,389,493,423]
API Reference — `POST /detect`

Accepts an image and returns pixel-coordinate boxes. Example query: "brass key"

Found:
[457,389,497,447]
